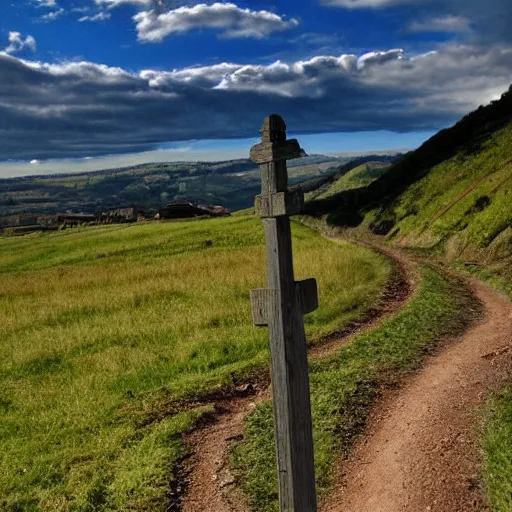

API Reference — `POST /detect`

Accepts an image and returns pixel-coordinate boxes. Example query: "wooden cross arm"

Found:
[297,278,319,317]
[250,278,318,327]
[254,190,304,218]
[250,139,304,164]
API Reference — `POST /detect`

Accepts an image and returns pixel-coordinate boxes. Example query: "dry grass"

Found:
[0,215,390,510]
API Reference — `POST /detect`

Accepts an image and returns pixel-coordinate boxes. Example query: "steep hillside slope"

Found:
[308,85,512,292]
[374,122,511,279]
[315,161,390,199]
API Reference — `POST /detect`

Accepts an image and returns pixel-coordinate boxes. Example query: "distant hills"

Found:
[0,157,330,226]
[307,161,391,201]
[0,153,396,227]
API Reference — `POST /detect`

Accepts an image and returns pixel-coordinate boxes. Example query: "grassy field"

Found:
[483,386,512,512]
[0,216,390,510]
[231,265,477,511]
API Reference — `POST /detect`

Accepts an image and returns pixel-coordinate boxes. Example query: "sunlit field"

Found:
[0,216,389,510]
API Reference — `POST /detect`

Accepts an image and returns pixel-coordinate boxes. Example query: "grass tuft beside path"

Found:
[483,380,512,511]
[0,216,389,511]
[231,265,479,511]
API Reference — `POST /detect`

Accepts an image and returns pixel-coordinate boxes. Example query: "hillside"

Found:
[312,161,391,200]
[295,154,397,200]
[308,85,512,294]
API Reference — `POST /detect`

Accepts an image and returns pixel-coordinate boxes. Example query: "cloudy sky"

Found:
[1,0,511,177]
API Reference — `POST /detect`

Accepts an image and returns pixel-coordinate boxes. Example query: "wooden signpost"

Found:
[250,115,318,511]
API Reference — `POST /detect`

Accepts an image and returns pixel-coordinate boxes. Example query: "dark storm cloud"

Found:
[457,0,512,45]
[0,44,511,161]
[323,0,512,45]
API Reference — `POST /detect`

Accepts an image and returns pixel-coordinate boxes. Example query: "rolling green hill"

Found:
[308,85,512,295]
[314,161,390,200]
[298,155,397,202]
[375,124,511,256]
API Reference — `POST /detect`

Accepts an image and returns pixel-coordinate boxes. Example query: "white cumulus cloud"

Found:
[356,48,404,69]
[407,15,471,33]
[95,0,153,7]
[33,0,58,7]
[41,8,65,20]
[0,44,510,161]
[134,2,299,42]
[4,32,37,54]
[79,11,112,22]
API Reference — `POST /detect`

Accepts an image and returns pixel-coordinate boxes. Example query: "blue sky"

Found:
[0,0,511,176]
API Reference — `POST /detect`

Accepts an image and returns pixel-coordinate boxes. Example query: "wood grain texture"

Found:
[250,139,303,164]
[249,115,318,512]
[264,216,317,512]
[250,288,270,326]
[254,190,304,218]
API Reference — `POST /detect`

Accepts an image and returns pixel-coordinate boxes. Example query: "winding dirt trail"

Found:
[180,247,417,512]
[323,278,512,512]
[179,243,512,512]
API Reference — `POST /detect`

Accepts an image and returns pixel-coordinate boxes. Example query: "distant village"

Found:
[0,202,230,236]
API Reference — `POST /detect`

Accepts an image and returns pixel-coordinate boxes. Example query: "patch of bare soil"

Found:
[322,279,512,512]
[181,392,263,512]
[178,247,417,512]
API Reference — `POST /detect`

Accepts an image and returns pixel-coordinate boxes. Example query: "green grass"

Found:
[0,215,389,510]
[231,265,478,511]
[452,260,512,300]
[316,162,390,199]
[483,386,512,512]
[380,123,512,249]
[341,123,512,298]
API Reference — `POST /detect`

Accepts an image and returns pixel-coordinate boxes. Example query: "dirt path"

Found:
[181,394,259,512]
[180,246,417,512]
[323,279,512,512]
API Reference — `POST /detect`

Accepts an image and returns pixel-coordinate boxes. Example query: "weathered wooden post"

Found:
[250,115,318,511]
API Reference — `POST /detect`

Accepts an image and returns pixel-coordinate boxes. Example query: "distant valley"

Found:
[0,153,396,227]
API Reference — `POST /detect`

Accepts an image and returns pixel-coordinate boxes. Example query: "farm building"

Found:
[56,213,97,226]
[157,202,230,220]
[100,207,140,223]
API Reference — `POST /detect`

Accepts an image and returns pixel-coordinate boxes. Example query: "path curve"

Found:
[323,278,512,512]
[180,244,418,512]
